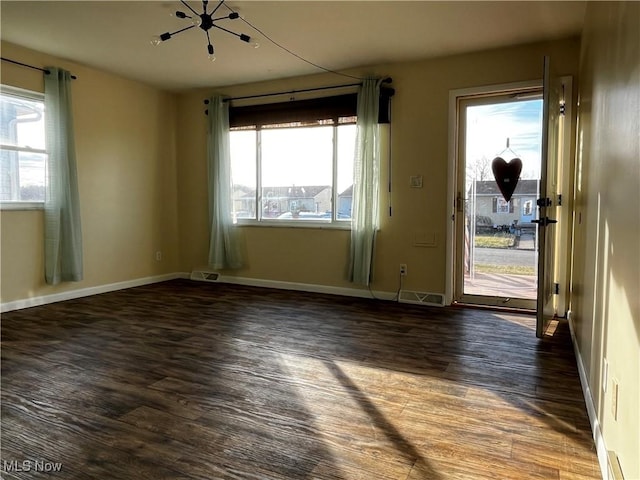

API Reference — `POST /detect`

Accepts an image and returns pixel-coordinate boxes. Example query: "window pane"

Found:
[230,130,257,219]
[0,93,45,150]
[261,126,333,220]
[337,124,356,220]
[0,150,46,201]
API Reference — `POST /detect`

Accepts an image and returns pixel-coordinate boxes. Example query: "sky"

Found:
[230,124,355,193]
[16,119,46,188]
[465,98,543,182]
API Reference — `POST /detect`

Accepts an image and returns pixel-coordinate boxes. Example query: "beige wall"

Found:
[177,38,580,295]
[571,2,640,478]
[0,42,180,304]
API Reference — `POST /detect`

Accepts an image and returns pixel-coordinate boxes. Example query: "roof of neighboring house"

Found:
[473,179,538,195]
[339,185,354,197]
[233,185,331,199]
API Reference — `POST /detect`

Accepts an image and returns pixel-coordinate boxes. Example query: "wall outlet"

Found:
[399,264,407,276]
[155,251,162,261]
[611,378,619,421]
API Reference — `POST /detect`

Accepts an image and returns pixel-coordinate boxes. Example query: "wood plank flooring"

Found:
[1,279,600,479]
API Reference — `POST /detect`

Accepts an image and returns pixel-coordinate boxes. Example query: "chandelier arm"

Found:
[211,15,233,22]
[209,0,225,18]
[212,24,246,39]
[180,0,199,16]
[206,30,213,48]
[169,24,197,37]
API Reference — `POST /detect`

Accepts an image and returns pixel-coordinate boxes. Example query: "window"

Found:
[227,90,392,226]
[228,93,368,225]
[0,86,47,207]
[492,197,515,213]
[230,121,356,224]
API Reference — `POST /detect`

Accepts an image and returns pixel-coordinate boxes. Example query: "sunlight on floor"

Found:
[494,312,537,331]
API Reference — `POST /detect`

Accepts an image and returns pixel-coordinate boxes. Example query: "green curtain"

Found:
[349,78,383,286]
[207,96,243,269]
[44,67,83,285]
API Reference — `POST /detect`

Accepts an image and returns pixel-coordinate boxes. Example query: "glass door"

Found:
[454,91,543,310]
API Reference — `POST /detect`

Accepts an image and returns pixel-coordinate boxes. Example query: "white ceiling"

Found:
[1,1,586,92]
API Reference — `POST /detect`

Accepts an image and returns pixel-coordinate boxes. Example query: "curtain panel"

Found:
[44,67,83,285]
[349,78,383,286]
[207,96,243,269]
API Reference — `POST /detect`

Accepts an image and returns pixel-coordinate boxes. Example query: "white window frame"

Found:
[0,85,46,210]
[523,199,534,216]
[231,122,355,230]
[495,197,511,213]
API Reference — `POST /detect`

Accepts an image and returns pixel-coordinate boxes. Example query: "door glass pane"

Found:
[463,99,543,300]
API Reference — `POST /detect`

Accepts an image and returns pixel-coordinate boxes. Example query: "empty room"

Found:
[1,1,638,479]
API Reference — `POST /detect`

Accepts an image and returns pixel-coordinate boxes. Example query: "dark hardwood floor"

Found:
[1,279,600,479]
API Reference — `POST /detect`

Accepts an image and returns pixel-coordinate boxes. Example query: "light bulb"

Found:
[191,16,202,27]
[228,11,245,20]
[150,36,162,46]
[208,54,217,62]
[252,42,260,49]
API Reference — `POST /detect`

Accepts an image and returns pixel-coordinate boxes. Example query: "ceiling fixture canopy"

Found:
[151,0,258,62]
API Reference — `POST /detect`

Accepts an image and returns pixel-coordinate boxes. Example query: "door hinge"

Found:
[560,102,566,116]
[554,283,560,295]
[537,197,552,207]
[456,192,464,213]
[557,194,562,206]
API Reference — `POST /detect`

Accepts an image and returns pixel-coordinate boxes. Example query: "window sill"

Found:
[1,201,44,211]
[235,219,351,230]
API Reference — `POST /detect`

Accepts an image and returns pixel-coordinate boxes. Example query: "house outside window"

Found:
[473,179,539,229]
[0,86,46,209]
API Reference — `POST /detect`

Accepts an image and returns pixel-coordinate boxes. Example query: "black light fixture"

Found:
[151,0,258,61]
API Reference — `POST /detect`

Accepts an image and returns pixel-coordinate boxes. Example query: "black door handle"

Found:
[532,217,558,226]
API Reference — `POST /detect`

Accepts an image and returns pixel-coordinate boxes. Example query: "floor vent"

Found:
[399,290,445,307]
[190,270,221,282]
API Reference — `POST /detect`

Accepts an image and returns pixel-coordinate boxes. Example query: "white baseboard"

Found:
[218,275,397,301]
[0,272,190,313]
[2,273,396,313]
[567,312,610,480]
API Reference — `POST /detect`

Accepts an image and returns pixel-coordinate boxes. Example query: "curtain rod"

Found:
[217,77,393,103]
[1,57,77,80]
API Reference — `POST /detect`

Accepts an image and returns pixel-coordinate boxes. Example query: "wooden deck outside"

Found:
[1,279,600,479]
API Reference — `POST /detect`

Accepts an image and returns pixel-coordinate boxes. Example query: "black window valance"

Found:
[229,88,393,128]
